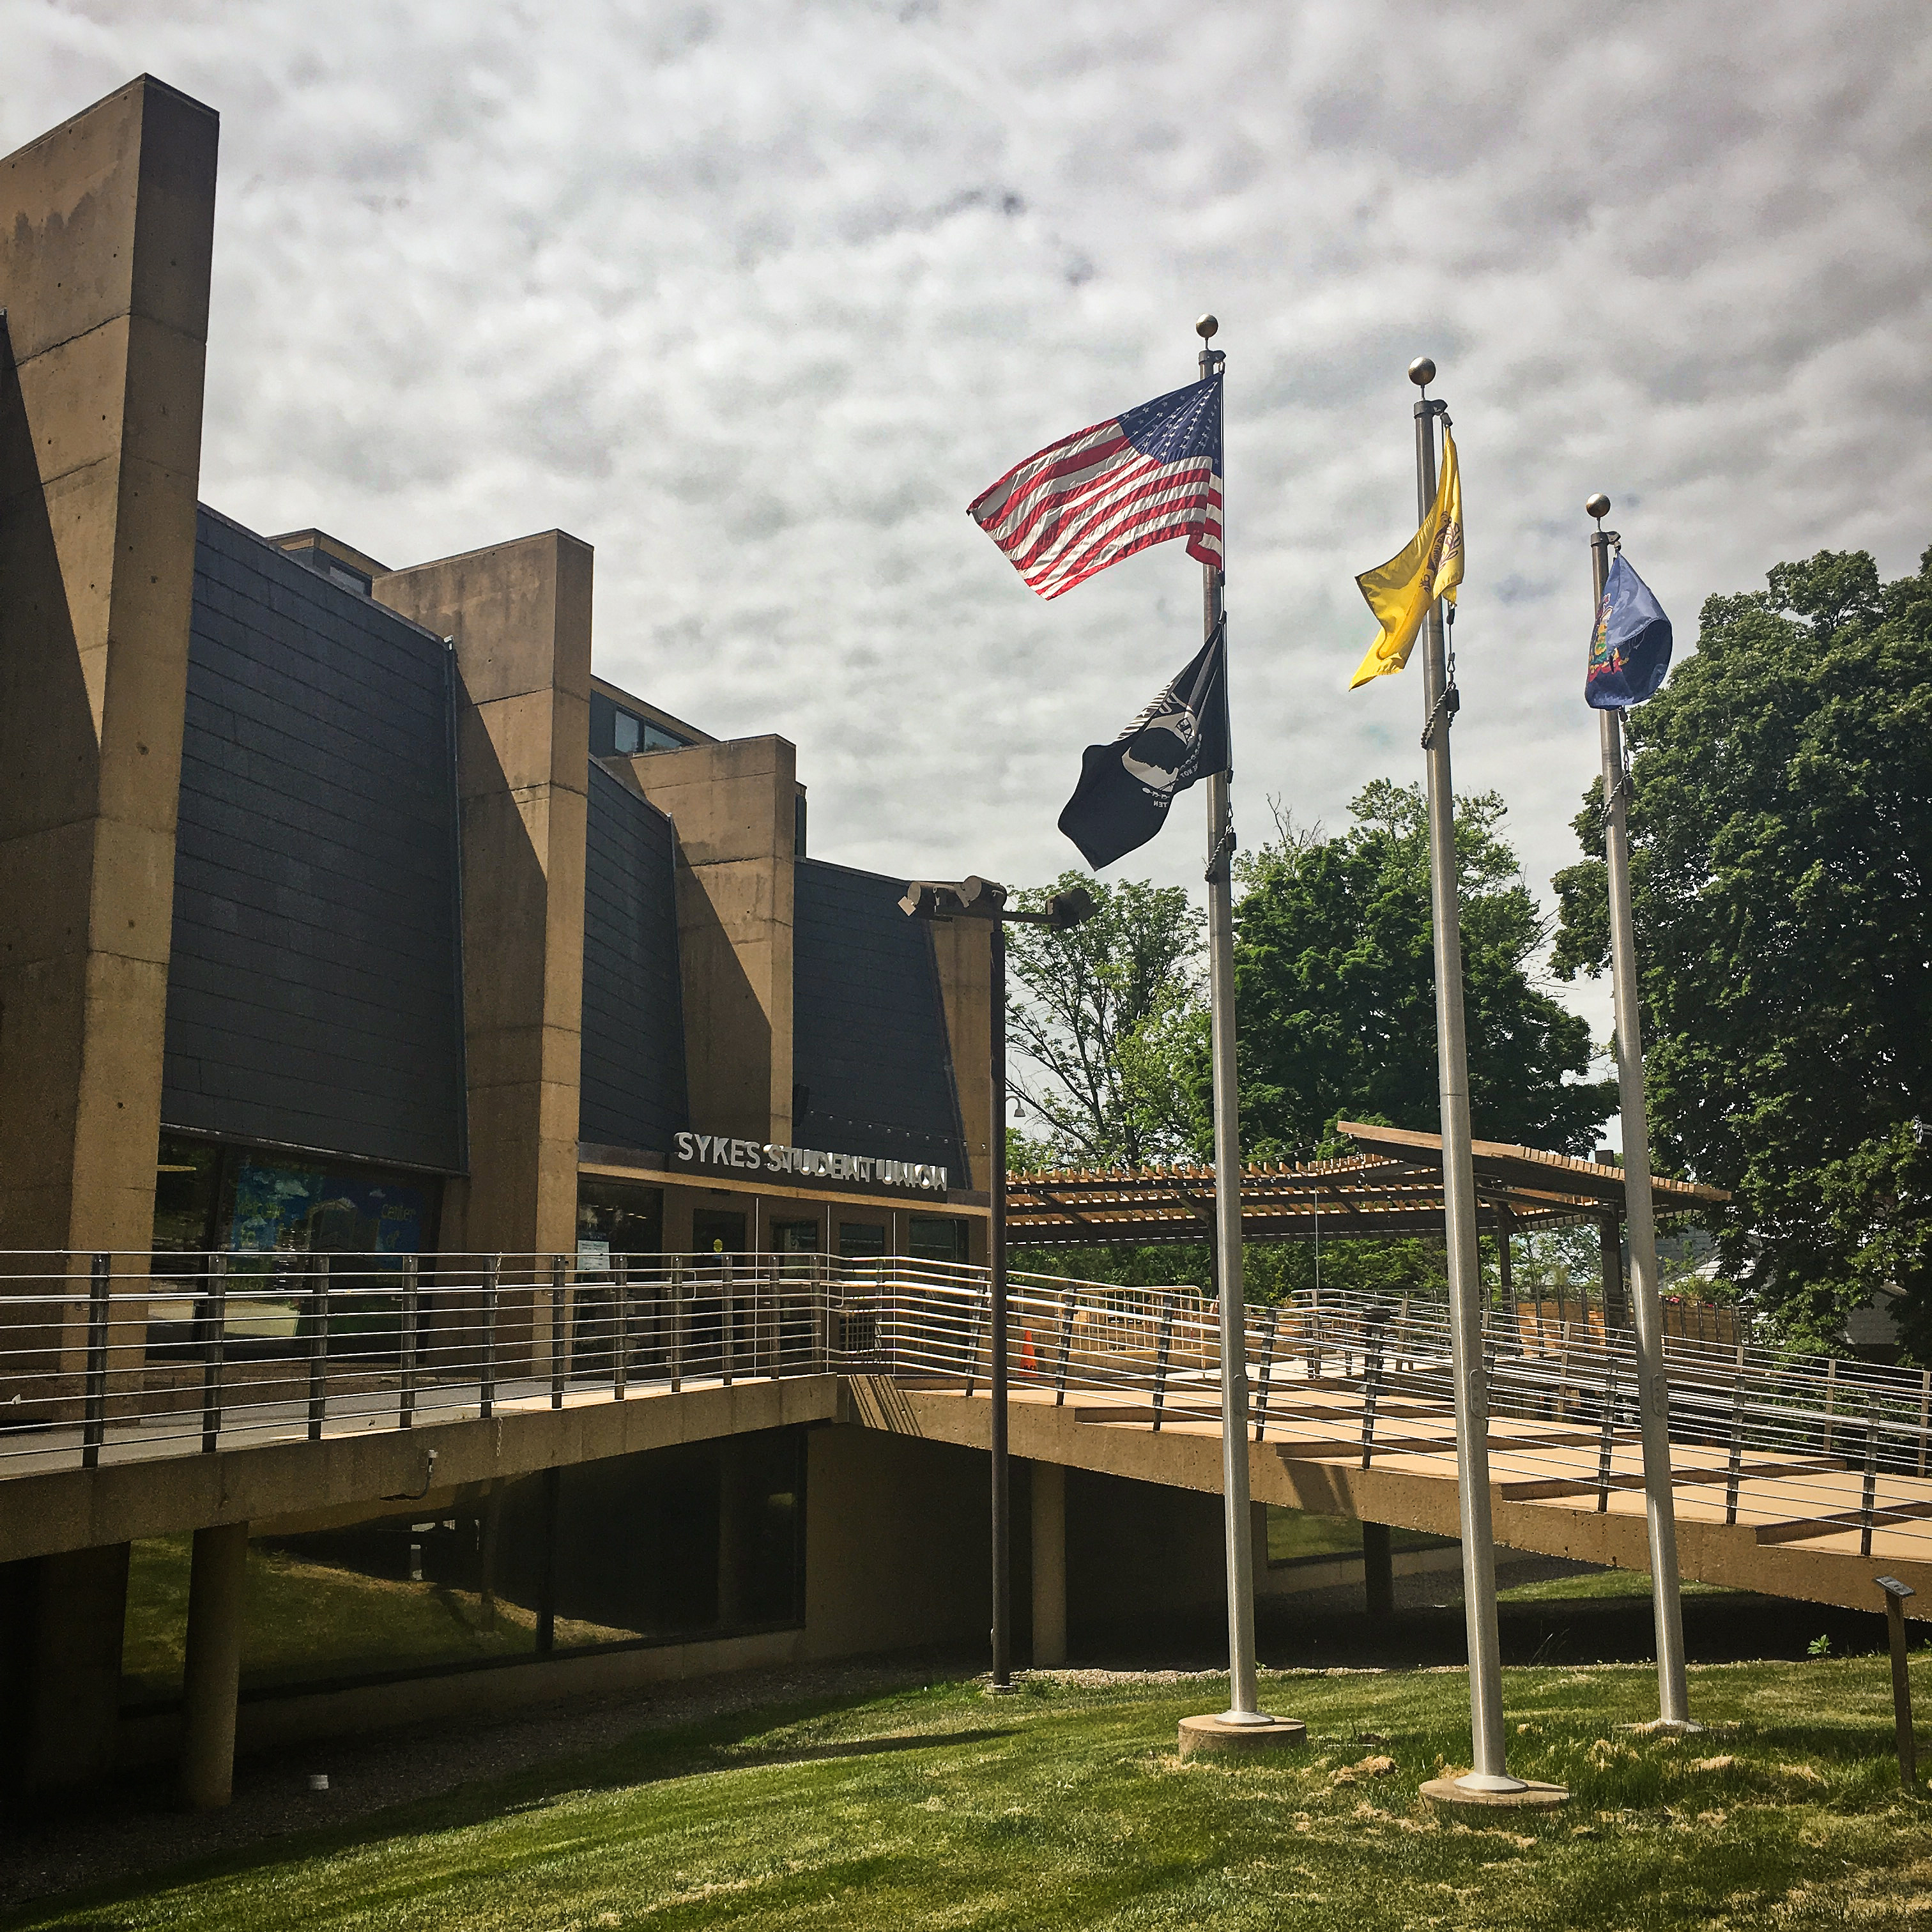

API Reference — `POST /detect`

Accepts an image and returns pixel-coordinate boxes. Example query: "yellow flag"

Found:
[1348,429,1463,689]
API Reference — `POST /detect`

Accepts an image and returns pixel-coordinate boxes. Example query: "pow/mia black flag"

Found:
[1058,621,1229,870]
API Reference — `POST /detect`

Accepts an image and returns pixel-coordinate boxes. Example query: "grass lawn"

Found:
[1494,1567,1735,1605]
[12,1657,1932,1929]
[123,1537,635,1701]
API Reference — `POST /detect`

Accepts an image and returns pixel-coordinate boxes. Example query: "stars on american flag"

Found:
[968,376,1223,600]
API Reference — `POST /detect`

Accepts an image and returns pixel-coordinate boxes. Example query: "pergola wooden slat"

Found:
[1007,1117,1729,1246]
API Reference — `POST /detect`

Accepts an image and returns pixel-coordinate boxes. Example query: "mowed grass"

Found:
[13,1659,1932,1931]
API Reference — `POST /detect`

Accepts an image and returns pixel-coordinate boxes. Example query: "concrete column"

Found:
[179,1521,248,1809]
[0,78,217,1266]
[535,1465,562,1654]
[374,533,593,1262]
[802,1427,987,1659]
[1031,1459,1066,1667]
[1363,1521,1395,1619]
[716,1436,749,1630]
[625,737,797,1147]
[17,1543,130,1788]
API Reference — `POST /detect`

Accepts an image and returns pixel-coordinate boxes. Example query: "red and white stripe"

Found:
[969,417,1222,601]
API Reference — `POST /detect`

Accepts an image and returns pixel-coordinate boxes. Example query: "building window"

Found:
[838,1221,887,1259]
[152,1132,439,1258]
[908,1216,967,1264]
[576,1177,664,1259]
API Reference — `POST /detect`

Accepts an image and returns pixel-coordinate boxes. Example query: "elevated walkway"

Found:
[2,1252,1925,1615]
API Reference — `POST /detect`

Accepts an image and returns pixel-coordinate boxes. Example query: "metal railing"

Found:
[4,1250,1929,1561]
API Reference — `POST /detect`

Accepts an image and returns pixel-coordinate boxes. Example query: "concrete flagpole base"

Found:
[1177,1713,1308,1758]
[1420,1772,1569,1809]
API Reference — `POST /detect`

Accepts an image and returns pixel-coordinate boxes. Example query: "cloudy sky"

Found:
[8,1,1929,1062]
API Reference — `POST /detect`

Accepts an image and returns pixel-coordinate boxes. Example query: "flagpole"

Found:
[1192,314,1268,1728]
[1587,494,1694,1731]
[1408,356,1523,1797]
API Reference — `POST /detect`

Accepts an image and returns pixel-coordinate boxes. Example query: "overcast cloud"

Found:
[6,1,1929,1065]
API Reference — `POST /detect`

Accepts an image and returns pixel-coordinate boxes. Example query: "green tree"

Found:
[1227,782,1616,1157]
[1551,546,1932,1351]
[1003,871,1204,1167]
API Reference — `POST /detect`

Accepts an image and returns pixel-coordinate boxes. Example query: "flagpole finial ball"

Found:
[1195,314,1218,340]
[1407,356,1436,388]
[1586,493,1612,521]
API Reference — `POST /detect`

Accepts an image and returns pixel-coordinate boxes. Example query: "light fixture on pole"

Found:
[901,874,1094,1691]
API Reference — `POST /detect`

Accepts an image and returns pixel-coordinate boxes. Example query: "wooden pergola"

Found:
[1007,1118,1729,1249]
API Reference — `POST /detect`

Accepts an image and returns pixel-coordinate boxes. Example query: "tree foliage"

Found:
[1003,872,1204,1167]
[1551,545,1932,1351]
[1225,781,1616,1156]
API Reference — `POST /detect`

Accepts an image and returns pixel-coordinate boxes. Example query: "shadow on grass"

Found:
[0,1699,1022,1931]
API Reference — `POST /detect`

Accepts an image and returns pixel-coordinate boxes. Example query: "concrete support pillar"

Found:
[179,1521,248,1809]
[15,1543,130,1789]
[1031,1459,1066,1667]
[0,77,217,1264]
[374,533,593,1262]
[1363,1521,1395,1620]
[535,1466,562,1655]
[716,1437,750,1630]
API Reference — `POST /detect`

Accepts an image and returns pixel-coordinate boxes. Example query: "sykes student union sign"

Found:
[671,1131,951,1196]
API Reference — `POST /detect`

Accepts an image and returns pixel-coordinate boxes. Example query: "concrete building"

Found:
[0,75,1036,1804]
[1,74,992,1284]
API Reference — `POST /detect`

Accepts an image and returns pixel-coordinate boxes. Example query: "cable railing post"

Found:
[550,1255,567,1409]
[615,1257,629,1400]
[480,1255,500,1420]
[200,1254,227,1455]
[1919,1368,1929,1480]
[1360,1306,1388,1469]
[811,1257,827,1374]
[1253,1303,1280,1443]
[963,1281,988,1397]
[768,1258,782,1381]
[1052,1287,1077,1406]
[399,1254,419,1429]
[670,1260,685,1393]
[1151,1291,1176,1432]
[1822,1356,1837,1455]
[1308,1284,1322,1381]
[80,1254,111,1469]
[306,1254,331,1439]
[1724,1342,1745,1527]
[1862,1399,1882,1558]
[1595,1351,1618,1513]
[721,1256,735,1389]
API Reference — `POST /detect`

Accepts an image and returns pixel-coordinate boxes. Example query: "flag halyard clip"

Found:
[1423,602,1460,750]
[1206,819,1237,885]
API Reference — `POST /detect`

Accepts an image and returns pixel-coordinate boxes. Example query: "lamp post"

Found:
[901,875,1096,1690]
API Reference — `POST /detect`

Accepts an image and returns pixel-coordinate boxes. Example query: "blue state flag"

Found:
[1586,553,1673,709]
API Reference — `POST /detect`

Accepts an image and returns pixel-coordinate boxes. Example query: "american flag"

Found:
[969,376,1223,600]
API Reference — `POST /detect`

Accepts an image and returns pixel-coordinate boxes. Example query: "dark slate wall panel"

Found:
[161,508,466,1170]
[579,761,689,1153]
[792,859,965,1173]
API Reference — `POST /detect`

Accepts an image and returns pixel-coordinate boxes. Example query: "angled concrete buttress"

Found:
[374,533,594,1259]
[0,77,217,1258]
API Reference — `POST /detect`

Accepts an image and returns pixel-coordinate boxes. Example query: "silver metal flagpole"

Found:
[1407,356,1523,1798]
[1586,493,1694,1731]
[1197,313,1267,1727]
